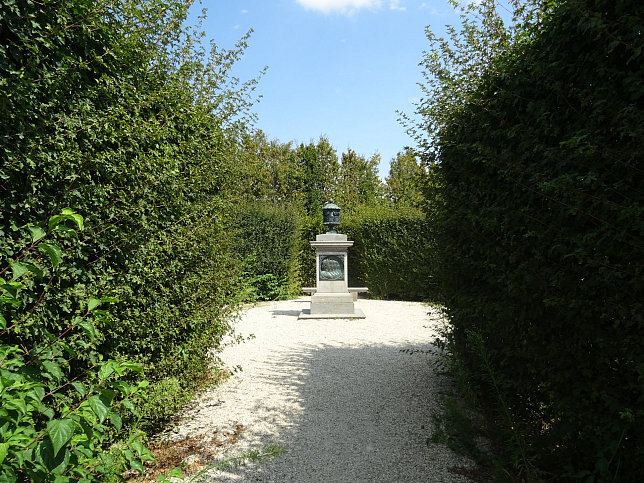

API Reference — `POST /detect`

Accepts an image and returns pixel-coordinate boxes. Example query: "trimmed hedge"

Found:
[228,202,303,300]
[0,0,252,437]
[297,213,325,289]
[432,0,643,479]
[342,205,436,300]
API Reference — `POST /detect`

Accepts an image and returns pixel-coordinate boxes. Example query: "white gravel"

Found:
[167,297,475,482]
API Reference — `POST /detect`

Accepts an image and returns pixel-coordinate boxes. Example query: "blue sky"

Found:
[191,1,461,176]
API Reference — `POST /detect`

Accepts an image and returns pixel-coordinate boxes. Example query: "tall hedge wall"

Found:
[342,205,436,300]
[433,0,643,479]
[0,0,251,436]
[228,202,303,300]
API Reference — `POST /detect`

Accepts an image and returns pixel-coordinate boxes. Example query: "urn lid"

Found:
[322,201,341,233]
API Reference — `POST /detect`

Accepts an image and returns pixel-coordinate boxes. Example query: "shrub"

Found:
[342,205,436,300]
[1,211,154,480]
[0,0,255,431]
[228,202,303,300]
[430,0,643,478]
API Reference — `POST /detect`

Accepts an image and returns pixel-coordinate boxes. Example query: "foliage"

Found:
[429,395,491,468]
[0,0,259,434]
[385,148,426,208]
[232,131,297,202]
[228,203,303,301]
[418,0,643,479]
[335,149,385,211]
[295,140,340,214]
[296,213,325,288]
[1,211,154,480]
[232,132,339,212]
[342,205,436,300]
[404,0,544,158]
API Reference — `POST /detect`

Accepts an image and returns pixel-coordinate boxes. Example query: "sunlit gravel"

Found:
[166,297,475,482]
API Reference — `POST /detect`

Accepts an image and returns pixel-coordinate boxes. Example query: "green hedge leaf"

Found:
[71,381,86,398]
[0,442,8,465]
[87,297,101,312]
[88,395,109,424]
[27,225,46,243]
[77,319,98,341]
[48,419,74,456]
[38,243,62,269]
[10,262,29,281]
[98,361,117,381]
[109,411,122,431]
[41,360,63,381]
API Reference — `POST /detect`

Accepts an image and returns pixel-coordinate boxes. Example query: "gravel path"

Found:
[166,297,475,482]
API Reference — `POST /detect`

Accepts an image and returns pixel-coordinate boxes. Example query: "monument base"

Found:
[303,229,365,319]
[310,292,354,314]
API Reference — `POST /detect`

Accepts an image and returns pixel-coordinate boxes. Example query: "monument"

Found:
[299,202,367,319]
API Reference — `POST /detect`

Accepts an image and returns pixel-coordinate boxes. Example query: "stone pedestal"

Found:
[299,233,365,319]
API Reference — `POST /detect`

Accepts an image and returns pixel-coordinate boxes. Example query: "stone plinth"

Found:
[299,233,365,319]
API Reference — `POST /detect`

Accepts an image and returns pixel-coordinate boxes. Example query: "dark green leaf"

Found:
[78,319,98,340]
[52,225,78,238]
[87,297,101,312]
[48,419,74,456]
[38,243,62,268]
[122,400,136,414]
[131,439,145,456]
[10,262,29,281]
[129,458,144,474]
[88,395,109,424]
[41,360,63,381]
[109,411,122,431]
[71,381,86,397]
[37,436,67,472]
[27,225,46,243]
[0,442,8,465]
[24,262,44,278]
[61,208,84,230]
[98,361,116,381]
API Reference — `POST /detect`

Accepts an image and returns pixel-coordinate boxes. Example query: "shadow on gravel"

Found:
[268,309,303,317]
[210,340,473,482]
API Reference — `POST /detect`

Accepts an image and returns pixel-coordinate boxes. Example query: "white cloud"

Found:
[420,2,443,15]
[389,0,406,11]
[295,0,382,14]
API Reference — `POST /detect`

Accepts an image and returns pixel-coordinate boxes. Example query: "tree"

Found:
[232,133,340,212]
[233,130,292,201]
[295,137,340,213]
[385,148,425,207]
[403,0,545,163]
[335,149,384,211]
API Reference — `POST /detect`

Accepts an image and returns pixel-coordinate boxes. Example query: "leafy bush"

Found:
[342,205,436,300]
[297,213,325,289]
[228,202,303,300]
[1,212,154,480]
[426,0,643,479]
[0,0,256,431]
